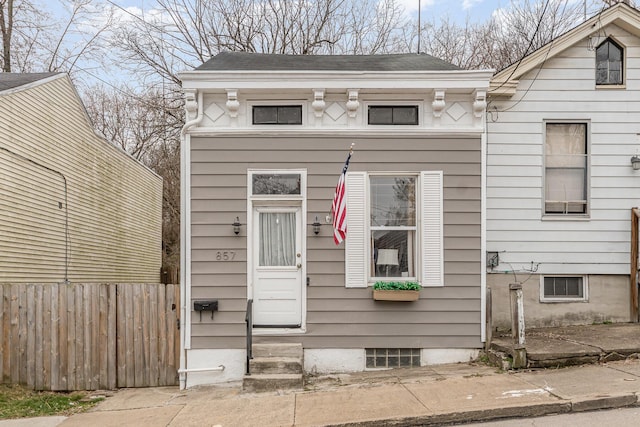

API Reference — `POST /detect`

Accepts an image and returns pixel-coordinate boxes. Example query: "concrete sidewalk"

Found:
[13,358,634,427]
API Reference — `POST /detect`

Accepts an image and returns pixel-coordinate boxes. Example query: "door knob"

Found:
[297,263,302,269]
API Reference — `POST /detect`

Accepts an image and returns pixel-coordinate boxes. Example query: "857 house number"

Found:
[215,251,236,261]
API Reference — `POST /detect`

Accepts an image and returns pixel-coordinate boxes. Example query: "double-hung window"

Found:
[344,171,443,288]
[370,176,417,279]
[544,123,588,216]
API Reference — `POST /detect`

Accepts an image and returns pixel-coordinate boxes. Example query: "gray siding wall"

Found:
[0,76,163,283]
[190,135,481,349]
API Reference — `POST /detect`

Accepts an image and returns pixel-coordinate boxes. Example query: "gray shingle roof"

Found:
[0,72,60,92]
[195,52,460,72]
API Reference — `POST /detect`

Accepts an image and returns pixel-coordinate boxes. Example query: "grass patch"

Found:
[0,384,103,419]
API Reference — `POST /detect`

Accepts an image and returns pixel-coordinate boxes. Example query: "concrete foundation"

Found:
[487,274,630,330]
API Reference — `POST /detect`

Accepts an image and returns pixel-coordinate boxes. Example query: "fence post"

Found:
[509,282,526,368]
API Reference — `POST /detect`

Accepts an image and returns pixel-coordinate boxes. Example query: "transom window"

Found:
[541,276,587,302]
[596,38,623,85]
[545,123,588,215]
[370,176,417,279]
[252,105,302,125]
[368,106,419,125]
[252,173,301,195]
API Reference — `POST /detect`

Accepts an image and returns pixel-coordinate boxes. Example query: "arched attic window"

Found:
[596,38,623,85]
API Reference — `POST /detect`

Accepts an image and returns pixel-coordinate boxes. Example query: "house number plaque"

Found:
[215,251,236,261]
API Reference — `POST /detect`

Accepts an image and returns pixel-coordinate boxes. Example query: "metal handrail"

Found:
[245,299,253,375]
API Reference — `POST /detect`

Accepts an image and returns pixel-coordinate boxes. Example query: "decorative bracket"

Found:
[226,89,240,118]
[346,89,359,118]
[312,89,326,118]
[432,90,446,118]
[184,90,198,121]
[473,90,487,118]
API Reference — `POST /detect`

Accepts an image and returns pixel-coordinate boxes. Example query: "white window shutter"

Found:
[421,171,444,287]
[345,172,367,288]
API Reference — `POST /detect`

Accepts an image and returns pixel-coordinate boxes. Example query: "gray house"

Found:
[179,52,493,387]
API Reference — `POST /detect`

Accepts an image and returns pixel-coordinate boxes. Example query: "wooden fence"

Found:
[0,283,179,391]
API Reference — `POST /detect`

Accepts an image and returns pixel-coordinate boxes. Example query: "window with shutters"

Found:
[344,171,443,288]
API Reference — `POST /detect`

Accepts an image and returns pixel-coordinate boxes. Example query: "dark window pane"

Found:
[596,39,623,85]
[543,277,584,298]
[253,106,302,125]
[252,174,301,195]
[369,106,418,125]
[368,106,393,124]
[279,106,302,124]
[393,107,418,125]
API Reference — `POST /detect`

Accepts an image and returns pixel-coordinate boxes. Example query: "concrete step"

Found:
[252,343,303,359]
[249,357,303,375]
[242,373,304,393]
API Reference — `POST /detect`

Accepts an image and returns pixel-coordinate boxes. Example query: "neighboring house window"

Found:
[368,106,419,125]
[253,106,302,125]
[545,123,588,215]
[344,171,443,288]
[596,38,623,85]
[541,276,587,302]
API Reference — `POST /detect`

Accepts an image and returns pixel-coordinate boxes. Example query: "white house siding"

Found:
[0,75,162,283]
[487,23,640,326]
[189,134,483,350]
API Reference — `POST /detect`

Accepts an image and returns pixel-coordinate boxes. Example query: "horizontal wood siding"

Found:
[0,76,162,283]
[190,135,481,349]
[488,25,640,275]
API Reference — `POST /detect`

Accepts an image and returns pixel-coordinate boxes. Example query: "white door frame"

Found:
[246,169,307,333]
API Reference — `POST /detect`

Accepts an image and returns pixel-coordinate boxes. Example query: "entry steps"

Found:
[242,343,304,392]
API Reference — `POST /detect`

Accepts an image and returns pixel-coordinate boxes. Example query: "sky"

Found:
[109,0,506,23]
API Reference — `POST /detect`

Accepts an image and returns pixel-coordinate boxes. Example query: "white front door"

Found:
[252,207,303,327]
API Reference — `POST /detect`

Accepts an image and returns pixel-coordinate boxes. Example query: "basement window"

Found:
[540,276,587,302]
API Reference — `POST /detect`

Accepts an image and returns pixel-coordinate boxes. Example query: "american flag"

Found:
[332,150,352,245]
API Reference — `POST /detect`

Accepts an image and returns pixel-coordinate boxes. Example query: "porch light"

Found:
[632,155,640,170]
[233,217,241,235]
[312,216,321,235]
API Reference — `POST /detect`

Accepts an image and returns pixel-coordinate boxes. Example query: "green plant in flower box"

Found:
[373,281,422,291]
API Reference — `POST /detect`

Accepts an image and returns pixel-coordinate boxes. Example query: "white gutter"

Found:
[179,90,204,390]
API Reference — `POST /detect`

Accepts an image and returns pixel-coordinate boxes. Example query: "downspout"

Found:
[480,95,488,344]
[179,89,203,390]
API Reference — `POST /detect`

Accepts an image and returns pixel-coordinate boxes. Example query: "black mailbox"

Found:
[194,300,218,320]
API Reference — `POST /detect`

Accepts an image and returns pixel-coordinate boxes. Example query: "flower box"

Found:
[373,289,420,301]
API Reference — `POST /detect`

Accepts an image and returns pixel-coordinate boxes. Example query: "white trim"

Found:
[180,70,495,91]
[247,168,308,331]
[539,275,589,303]
[187,128,484,137]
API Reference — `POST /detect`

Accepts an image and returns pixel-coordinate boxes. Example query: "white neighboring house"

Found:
[487,2,640,329]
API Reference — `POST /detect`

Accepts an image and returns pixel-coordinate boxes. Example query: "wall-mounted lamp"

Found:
[312,216,321,235]
[632,155,640,171]
[233,217,241,235]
